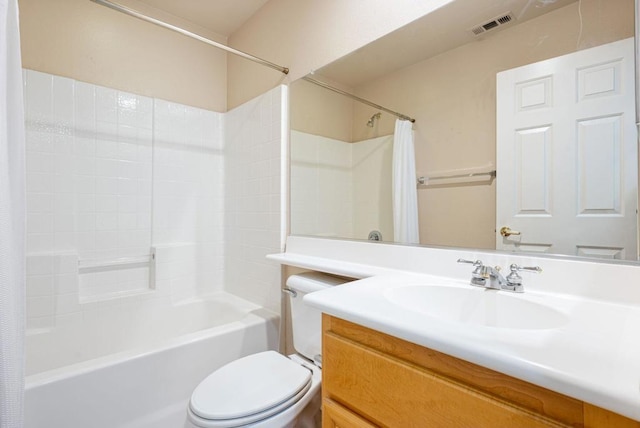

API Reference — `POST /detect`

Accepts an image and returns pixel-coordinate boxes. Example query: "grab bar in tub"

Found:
[78,252,155,273]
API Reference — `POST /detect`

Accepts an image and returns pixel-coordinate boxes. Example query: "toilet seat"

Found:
[189,351,313,427]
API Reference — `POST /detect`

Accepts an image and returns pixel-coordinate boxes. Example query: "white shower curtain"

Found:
[0,0,26,427]
[392,119,420,244]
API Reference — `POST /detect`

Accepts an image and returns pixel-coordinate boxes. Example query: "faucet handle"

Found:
[457,258,483,266]
[505,264,542,292]
[457,259,487,286]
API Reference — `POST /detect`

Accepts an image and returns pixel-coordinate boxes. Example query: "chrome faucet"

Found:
[457,259,541,293]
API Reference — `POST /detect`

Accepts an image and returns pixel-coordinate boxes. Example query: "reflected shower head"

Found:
[367,112,382,127]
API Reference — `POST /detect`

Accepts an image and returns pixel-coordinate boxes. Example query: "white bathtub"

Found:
[24,293,280,428]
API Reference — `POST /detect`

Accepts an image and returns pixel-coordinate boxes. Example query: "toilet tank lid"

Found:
[286,272,352,294]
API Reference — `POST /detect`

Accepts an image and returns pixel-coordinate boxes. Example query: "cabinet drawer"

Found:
[323,398,378,428]
[323,332,565,428]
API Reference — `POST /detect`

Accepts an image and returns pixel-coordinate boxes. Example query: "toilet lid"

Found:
[190,351,312,422]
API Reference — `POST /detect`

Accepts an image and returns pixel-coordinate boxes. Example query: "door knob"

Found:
[500,226,521,237]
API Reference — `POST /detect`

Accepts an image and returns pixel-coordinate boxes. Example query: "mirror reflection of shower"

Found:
[366,112,381,127]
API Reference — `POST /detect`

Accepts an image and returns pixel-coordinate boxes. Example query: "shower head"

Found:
[367,112,382,127]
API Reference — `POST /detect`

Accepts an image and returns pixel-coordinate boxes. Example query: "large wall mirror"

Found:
[290,0,639,262]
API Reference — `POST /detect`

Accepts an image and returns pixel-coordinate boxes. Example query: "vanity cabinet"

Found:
[321,314,640,428]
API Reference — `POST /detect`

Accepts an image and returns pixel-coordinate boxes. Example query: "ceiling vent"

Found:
[469,12,515,36]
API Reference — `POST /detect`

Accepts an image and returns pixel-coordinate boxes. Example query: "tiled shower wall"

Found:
[290,130,393,241]
[23,70,284,335]
[224,86,286,314]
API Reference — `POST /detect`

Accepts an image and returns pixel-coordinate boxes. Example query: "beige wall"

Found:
[226,0,456,109]
[290,78,354,142]
[350,0,634,249]
[19,0,228,111]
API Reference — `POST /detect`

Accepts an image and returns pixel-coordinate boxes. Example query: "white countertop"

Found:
[268,236,640,422]
[304,273,640,421]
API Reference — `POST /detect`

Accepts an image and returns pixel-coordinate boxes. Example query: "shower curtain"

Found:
[392,119,420,244]
[0,0,26,427]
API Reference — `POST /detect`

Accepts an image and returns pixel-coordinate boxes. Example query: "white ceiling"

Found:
[136,0,269,36]
[132,0,576,83]
[316,0,577,87]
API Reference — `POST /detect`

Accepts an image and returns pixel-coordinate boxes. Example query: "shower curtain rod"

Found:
[303,76,416,123]
[90,0,289,75]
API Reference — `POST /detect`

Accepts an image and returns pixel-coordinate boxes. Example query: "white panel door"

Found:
[496,38,637,260]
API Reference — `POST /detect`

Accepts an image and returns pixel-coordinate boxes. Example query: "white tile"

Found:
[96,140,119,159]
[55,273,78,294]
[55,253,78,274]
[27,315,54,331]
[55,312,83,327]
[53,152,75,173]
[27,254,55,275]
[76,232,96,253]
[53,213,76,232]
[26,231,52,253]
[27,274,54,297]
[54,232,76,251]
[25,130,54,153]
[137,96,153,129]
[27,213,54,234]
[117,125,137,143]
[95,86,117,123]
[27,152,54,174]
[117,213,137,230]
[117,195,137,213]
[53,193,75,214]
[96,212,118,230]
[25,70,53,124]
[75,137,96,156]
[75,176,95,194]
[75,155,97,176]
[118,160,139,180]
[28,295,54,317]
[77,214,96,232]
[27,193,54,213]
[52,75,75,127]
[27,172,55,194]
[95,231,118,250]
[95,177,119,195]
[76,194,96,213]
[117,142,138,161]
[96,121,117,140]
[95,158,120,177]
[117,178,137,195]
[75,81,96,131]
[95,194,118,212]
[55,293,81,315]
[54,173,76,194]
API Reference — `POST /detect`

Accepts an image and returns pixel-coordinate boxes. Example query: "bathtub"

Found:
[24,293,280,428]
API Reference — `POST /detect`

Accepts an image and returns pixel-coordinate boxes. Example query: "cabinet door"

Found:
[323,399,378,428]
[324,332,565,427]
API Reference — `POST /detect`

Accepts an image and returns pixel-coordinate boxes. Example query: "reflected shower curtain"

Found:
[0,0,26,427]
[392,119,420,244]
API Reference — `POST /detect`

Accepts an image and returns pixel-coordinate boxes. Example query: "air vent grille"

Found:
[470,12,515,36]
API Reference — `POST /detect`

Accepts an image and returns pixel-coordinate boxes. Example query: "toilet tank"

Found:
[286,272,351,363]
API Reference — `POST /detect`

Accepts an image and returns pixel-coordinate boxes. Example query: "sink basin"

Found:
[385,285,568,330]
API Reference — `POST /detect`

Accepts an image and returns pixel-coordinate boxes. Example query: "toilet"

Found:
[186,272,350,428]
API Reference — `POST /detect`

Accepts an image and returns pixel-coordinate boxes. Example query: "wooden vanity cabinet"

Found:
[321,314,640,428]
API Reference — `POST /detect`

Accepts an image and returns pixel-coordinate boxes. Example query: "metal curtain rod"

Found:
[90,0,289,75]
[303,76,416,123]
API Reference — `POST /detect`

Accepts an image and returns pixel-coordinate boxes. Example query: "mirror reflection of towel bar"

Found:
[417,170,496,185]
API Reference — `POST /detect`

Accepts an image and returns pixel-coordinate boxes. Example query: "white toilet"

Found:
[186,272,349,428]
